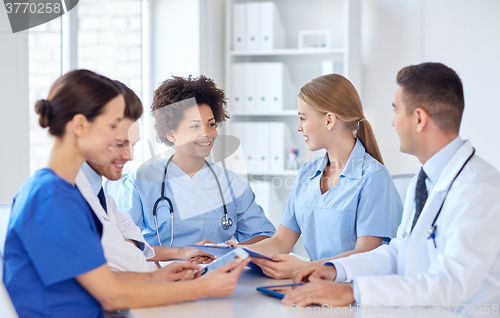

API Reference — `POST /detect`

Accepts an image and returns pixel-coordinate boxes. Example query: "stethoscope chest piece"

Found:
[221,215,233,230]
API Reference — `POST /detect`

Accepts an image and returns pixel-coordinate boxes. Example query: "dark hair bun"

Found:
[35,99,52,128]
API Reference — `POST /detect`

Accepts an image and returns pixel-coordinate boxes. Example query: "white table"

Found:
[122,268,462,318]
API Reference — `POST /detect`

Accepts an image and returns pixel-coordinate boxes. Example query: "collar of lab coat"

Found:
[407,140,474,243]
[75,169,111,222]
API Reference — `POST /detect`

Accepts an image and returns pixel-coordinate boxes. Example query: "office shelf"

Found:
[231,110,297,116]
[229,48,345,57]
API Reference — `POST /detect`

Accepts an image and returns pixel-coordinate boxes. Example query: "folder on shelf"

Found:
[245,122,261,171]
[270,122,286,171]
[243,63,259,112]
[246,2,260,51]
[232,3,247,51]
[264,63,284,112]
[227,122,245,171]
[255,122,270,171]
[259,2,285,51]
[253,63,268,111]
[262,63,296,112]
[231,63,245,111]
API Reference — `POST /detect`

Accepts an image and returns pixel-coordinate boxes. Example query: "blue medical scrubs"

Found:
[3,169,107,318]
[116,159,276,247]
[281,139,403,261]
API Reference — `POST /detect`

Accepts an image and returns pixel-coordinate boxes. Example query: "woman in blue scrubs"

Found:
[230,74,403,279]
[116,75,276,249]
[2,70,249,317]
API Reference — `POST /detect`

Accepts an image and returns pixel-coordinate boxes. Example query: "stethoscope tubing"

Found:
[152,154,233,247]
[404,148,476,239]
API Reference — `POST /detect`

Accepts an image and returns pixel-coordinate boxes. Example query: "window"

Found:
[28,0,144,175]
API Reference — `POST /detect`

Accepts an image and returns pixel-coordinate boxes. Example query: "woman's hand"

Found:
[152,262,202,282]
[194,239,216,245]
[292,263,337,283]
[252,254,308,280]
[198,257,251,298]
[282,280,355,307]
[177,246,215,264]
[224,240,239,247]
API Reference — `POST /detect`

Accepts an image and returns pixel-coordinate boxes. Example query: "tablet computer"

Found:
[256,283,305,299]
[188,245,272,260]
[201,247,249,275]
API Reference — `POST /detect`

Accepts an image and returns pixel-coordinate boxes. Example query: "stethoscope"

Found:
[152,154,233,247]
[403,148,476,248]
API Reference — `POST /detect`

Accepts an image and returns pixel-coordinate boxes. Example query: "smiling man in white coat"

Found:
[75,81,211,273]
[284,62,500,313]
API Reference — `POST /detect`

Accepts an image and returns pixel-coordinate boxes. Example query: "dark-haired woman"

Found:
[228,74,403,279]
[116,75,276,250]
[3,70,249,317]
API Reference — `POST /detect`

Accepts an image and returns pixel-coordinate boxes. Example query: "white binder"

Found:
[255,122,270,171]
[259,2,285,51]
[270,122,285,171]
[228,122,245,171]
[231,63,245,111]
[260,62,296,112]
[266,63,284,111]
[232,3,246,51]
[254,63,268,111]
[246,2,260,51]
[243,63,258,112]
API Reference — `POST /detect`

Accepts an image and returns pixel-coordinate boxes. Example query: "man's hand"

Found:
[252,254,308,280]
[292,263,337,283]
[152,262,201,282]
[282,281,355,307]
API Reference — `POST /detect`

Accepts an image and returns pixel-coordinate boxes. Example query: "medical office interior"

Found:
[0,0,499,315]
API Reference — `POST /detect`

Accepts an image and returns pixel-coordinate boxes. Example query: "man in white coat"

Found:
[284,62,500,313]
[75,82,211,272]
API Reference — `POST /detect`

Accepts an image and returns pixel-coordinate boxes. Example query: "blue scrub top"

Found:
[116,159,276,247]
[3,169,107,318]
[281,139,403,261]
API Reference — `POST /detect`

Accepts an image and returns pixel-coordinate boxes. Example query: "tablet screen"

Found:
[257,283,305,299]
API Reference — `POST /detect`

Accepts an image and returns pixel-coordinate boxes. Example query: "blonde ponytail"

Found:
[299,74,384,164]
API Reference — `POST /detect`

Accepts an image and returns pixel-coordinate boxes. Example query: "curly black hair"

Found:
[151,75,229,147]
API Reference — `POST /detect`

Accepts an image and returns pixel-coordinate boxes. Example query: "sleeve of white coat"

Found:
[353,181,500,307]
[332,231,401,278]
[105,195,155,260]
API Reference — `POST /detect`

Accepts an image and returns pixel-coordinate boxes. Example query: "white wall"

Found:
[151,0,200,89]
[361,0,500,174]
[0,7,29,203]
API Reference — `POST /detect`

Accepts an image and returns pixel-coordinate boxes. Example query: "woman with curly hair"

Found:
[116,75,275,252]
[3,70,249,317]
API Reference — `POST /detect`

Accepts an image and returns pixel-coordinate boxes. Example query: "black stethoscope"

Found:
[425,148,475,247]
[152,154,233,247]
[404,148,476,246]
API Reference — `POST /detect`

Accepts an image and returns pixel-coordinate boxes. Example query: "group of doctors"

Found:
[2,61,500,317]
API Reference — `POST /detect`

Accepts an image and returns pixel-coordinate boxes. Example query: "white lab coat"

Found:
[75,170,157,272]
[334,140,500,308]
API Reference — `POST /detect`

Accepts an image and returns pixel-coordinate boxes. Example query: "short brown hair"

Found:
[151,75,229,147]
[114,81,143,121]
[396,62,464,133]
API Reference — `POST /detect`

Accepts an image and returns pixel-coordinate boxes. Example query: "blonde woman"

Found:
[229,74,403,279]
